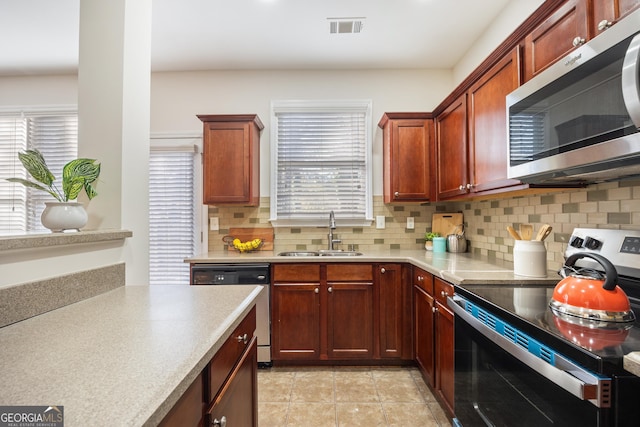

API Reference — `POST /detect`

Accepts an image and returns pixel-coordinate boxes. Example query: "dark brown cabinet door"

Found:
[591,0,640,37]
[379,113,433,203]
[377,264,412,359]
[207,337,258,427]
[523,0,588,82]
[327,281,374,359]
[198,114,262,206]
[436,94,468,200]
[271,282,321,361]
[158,373,204,427]
[435,301,454,416]
[468,47,522,194]
[414,285,435,388]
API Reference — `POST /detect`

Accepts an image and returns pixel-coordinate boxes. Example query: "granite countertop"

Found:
[0,285,262,426]
[186,249,560,286]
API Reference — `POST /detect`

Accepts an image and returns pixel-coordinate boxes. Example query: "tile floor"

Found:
[258,366,452,427]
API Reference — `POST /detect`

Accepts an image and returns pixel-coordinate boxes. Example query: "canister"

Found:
[432,236,447,253]
[513,240,547,277]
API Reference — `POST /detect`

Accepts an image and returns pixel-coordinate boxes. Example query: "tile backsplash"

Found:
[207,179,640,271]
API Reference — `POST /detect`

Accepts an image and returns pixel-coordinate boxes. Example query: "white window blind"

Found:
[149,145,198,285]
[270,100,373,226]
[0,113,77,234]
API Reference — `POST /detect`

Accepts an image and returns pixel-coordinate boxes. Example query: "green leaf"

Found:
[62,158,101,200]
[17,149,55,187]
[6,178,63,202]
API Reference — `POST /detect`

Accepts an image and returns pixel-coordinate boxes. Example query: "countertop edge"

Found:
[0,229,133,251]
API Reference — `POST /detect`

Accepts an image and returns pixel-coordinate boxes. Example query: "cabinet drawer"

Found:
[273,264,320,282]
[209,306,256,403]
[413,268,433,294]
[434,278,454,306]
[326,264,373,281]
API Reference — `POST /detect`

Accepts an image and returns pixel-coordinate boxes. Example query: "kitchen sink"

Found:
[278,251,320,257]
[277,251,363,257]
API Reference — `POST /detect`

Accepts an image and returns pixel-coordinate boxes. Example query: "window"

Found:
[270,100,373,226]
[149,136,203,285]
[0,111,77,234]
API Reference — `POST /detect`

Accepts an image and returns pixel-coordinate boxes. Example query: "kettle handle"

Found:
[564,252,618,291]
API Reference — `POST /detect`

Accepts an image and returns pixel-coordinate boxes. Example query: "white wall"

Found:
[150,69,452,196]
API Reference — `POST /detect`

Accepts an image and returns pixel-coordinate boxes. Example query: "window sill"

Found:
[0,229,133,252]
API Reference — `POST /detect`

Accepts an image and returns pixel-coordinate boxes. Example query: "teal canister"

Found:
[432,236,447,253]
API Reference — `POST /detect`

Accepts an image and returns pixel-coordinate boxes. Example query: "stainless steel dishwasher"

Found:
[191,263,271,366]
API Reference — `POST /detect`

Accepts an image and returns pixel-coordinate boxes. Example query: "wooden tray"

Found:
[226,227,274,251]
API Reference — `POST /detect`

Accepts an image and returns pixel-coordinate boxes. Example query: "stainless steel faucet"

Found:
[328,211,341,250]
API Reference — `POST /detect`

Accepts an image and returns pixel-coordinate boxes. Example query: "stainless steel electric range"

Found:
[450,228,640,427]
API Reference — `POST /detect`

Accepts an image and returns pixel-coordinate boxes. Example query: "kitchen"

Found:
[3,0,640,426]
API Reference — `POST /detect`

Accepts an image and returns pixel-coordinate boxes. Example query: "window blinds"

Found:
[149,148,196,285]
[272,106,371,224]
[0,114,77,234]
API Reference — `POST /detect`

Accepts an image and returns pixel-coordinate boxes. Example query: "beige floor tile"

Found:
[373,373,424,403]
[258,370,295,402]
[286,402,336,427]
[383,402,440,427]
[335,375,378,403]
[428,402,452,426]
[336,403,387,427]
[258,402,289,426]
[291,370,335,402]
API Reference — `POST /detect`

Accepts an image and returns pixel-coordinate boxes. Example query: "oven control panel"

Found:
[566,228,640,276]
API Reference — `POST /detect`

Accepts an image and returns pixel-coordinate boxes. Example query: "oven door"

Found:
[450,296,612,427]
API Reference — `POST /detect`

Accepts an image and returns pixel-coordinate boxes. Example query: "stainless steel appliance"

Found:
[449,228,640,426]
[191,263,271,366]
[506,8,640,185]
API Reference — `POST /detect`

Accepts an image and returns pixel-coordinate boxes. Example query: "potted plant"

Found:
[6,149,101,232]
[424,232,440,251]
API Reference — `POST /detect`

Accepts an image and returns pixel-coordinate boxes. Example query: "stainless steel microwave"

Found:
[507,8,640,185]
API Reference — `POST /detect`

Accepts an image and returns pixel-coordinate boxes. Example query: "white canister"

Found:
[513,240,547,277]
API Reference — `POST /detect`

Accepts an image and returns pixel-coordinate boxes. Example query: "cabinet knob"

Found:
[380,267,386,274]
[212,416,227,427]
[572,36,585,47]
[466,183,473,190]
[417,276,423,282]
[315,287,319,294]
[328,286,333,293]
[236,333,248,344]
[394,191,399,197]
[441,290,449,298]
[433,307,437,313]
[459,184,465,191]
[597,20,612,31]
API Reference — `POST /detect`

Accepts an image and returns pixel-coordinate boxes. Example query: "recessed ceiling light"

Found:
[327,17,365,34]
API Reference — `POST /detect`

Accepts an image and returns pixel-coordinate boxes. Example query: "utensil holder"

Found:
[513,240,547,277]
[432,237,447,253]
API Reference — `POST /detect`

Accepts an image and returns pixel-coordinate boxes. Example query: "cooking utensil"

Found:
[506,226,521,240]
[535,224,552,241]
[549,252,635,322]
[519,224,533,240]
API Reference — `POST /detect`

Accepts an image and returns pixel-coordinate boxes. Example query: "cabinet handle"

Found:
[433,307,438,313]
[459,184,465,191]
[380,267,386,274]
[315,287,319,294]
[328,286,333,293]
[597,20,612,31]
[394,191,399,197]
[572,36,585,47]
[441,290,449,298]
[212,416,227,427]
[466,183,473,190]
[417,275,423,282]
[237,333,248,344]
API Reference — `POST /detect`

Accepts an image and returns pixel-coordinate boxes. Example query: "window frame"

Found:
[269,99,373,227]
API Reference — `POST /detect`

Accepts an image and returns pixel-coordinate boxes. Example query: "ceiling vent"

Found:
[328,18,365,34]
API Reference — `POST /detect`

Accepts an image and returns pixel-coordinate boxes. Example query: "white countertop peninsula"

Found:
[0,284,262,426]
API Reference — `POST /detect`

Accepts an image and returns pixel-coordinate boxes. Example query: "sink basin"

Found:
[319,251,363,257]
[277,251,320,257]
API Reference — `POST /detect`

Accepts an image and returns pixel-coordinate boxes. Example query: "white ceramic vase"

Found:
[41,202,88,232]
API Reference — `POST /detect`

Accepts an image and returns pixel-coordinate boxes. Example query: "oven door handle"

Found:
[448,295,612,408]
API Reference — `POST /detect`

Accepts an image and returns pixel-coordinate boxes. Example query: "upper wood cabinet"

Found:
[591,0,640,37]
[523,0,589,82]
[435,94,469,200]
[198,114,263,206]
[379,113,434,203]
[467,47,523,194]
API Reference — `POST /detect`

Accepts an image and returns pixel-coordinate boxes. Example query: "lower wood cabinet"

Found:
[434,278,455,416]
[272,263,410,362]
[159,306,257,427]
[413,268,435,388]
